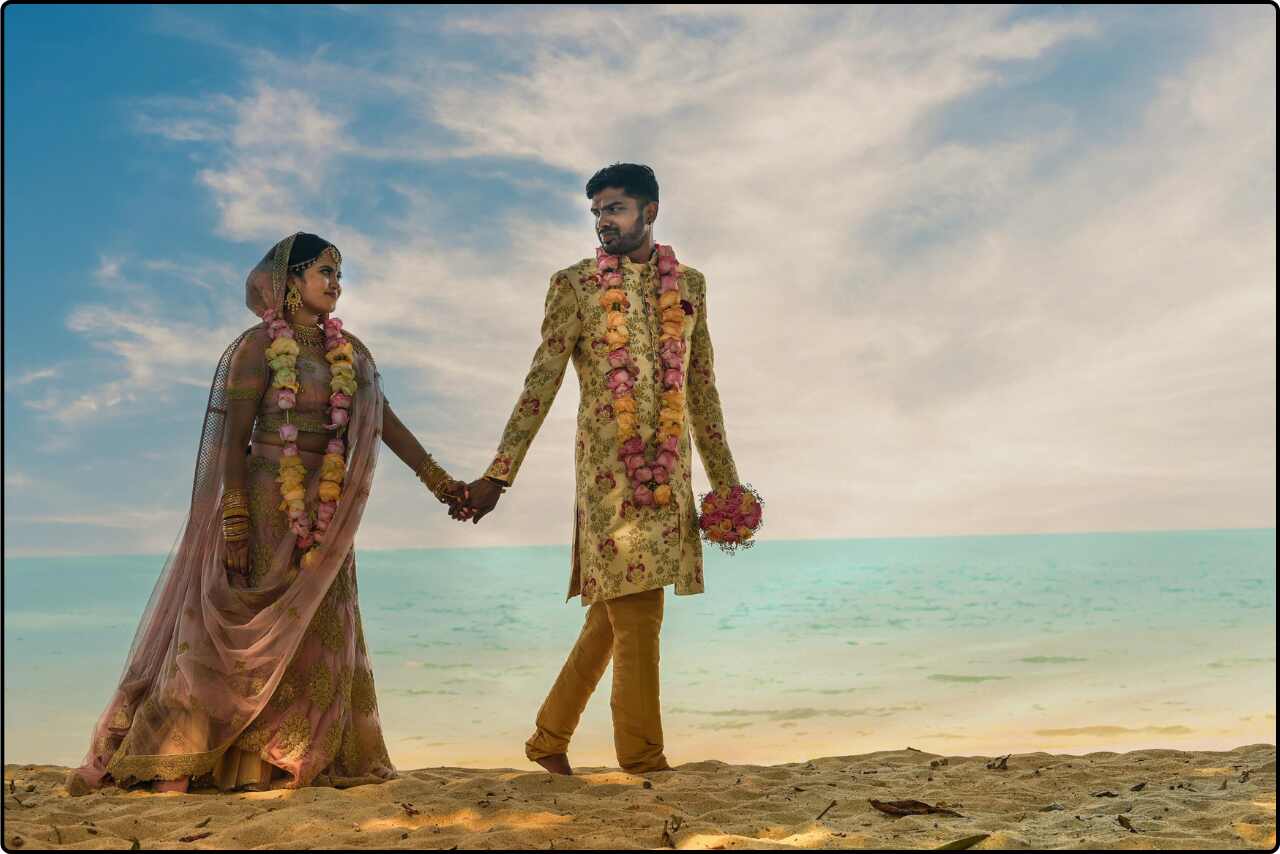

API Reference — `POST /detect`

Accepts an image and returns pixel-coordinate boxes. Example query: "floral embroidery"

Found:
[484,256,738,604]
[276,712,312,759]
[351,667,377,716]
[306,661,336,708]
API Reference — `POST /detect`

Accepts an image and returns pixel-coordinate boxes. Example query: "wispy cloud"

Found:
[24,5,1277,552]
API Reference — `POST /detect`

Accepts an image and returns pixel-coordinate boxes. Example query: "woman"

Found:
[68,232,466,794]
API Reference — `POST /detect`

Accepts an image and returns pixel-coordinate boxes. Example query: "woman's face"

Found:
[292,247,342,316]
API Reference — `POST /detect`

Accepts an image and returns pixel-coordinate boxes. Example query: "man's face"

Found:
[590,186,653,255]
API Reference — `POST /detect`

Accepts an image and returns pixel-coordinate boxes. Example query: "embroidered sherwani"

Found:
[485,251,739,605]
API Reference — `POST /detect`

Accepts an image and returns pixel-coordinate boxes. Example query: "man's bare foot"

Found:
[534,753,572,775]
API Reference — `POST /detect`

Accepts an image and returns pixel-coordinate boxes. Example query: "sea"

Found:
[4,529,1274,771]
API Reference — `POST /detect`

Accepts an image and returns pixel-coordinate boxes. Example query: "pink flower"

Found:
[324,318,344,334]
[657,256,678,275]
[290,519,311,537]
[607,368,632,389]
[660,274,680,292]
[314,517,330,532]
[326,439,345,456]
[662,436,679,453]
[634,467,653,483]
[326,408,350,428]
[744,506,763,528]
[612,384,634,399]
[279,424,299,442]
[626,454,645,473]
[633,485,654,506]
[731,485,744,499]
[621,437,645,456]
[276,327,295,340]
[661,351,682,368]
[268,319,289,337]
[297,534,316,550]
[329,392,352,409]
[656,244,675,259]
[597,254,619,271]
[288,506,306,521]
[663,369,684,388]
[652,465,669,484]
[602,272,623,288]
[657,451,677,470]
[282,445,299,457]
[317,502,337,521]
[607,348,631,368]
[262,309,278,324]
[700,514,714,530]
[660,339,686,356]
[277,389,296,410]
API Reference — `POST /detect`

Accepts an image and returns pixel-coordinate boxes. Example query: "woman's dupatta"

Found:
[70,234,384,790]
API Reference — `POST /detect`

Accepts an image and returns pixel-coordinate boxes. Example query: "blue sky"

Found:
[3,5,1275,556]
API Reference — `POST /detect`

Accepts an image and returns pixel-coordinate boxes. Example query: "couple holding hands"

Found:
[69,163,760,796]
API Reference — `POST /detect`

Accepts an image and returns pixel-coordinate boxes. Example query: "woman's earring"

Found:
[285,284,302,315]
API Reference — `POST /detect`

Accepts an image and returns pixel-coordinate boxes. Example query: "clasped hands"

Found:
[441,477,505,524]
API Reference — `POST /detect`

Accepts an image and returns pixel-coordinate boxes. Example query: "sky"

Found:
[3,4,1275,557]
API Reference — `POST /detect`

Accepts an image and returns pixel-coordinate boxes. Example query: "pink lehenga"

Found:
[70,234,397,793]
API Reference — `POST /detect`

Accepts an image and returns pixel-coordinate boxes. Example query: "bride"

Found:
[68,232,467,794]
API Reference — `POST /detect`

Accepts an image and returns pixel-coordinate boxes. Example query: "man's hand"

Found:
[451,477,505,523]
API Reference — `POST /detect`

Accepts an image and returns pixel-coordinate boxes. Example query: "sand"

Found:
[3,744,1274,850]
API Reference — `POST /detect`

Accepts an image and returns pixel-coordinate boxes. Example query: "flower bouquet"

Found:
[697,484,764,554]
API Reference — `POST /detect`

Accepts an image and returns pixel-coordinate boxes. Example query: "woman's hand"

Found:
[439,479,471,516]
[225,537,250,577]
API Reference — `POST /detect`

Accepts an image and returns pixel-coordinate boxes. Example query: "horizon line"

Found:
[4,525,1275,562]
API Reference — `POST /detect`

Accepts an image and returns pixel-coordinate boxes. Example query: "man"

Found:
[457,163,742,776]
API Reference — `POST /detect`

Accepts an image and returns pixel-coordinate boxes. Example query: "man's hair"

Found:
[585,163,660,208]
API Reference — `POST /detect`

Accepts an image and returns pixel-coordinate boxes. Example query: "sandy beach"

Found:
[3,744,1273,850]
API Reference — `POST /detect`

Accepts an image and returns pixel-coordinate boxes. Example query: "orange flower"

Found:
[653,484,672,505]
[599,289,627,308]
[607,311,627,329]
[662,306,685,324]
[614,396,637,413]
[659,290,680,309]
[605,329,629,347]
[617,412,637,433]
[659,407,682,425]
[662,390,685,408]
[661,321,683,338]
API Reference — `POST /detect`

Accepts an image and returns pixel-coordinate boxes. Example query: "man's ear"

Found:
[644,201,659,226]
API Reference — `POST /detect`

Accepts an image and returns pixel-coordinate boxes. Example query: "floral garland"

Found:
[699,484,765,554]
[261,309,356,569]
[596,244,686,509]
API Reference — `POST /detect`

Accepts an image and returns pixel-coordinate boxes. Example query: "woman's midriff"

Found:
[249,440,327,467]
[251,433,333,458]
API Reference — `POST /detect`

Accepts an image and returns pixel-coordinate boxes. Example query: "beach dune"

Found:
[4,744,1274,850]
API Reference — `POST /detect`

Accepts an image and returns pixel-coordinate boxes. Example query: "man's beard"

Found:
[599,218,647,254]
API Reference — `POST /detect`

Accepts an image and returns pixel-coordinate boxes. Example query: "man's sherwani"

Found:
[485,251,739,605]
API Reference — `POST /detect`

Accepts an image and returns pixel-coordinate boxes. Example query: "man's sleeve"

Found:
[483,272,582,485]
[685,270,741,492]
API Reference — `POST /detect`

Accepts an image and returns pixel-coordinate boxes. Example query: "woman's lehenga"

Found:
[70,234,398,794]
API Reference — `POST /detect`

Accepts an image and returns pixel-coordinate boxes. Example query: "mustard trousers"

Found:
[524,587,671,773]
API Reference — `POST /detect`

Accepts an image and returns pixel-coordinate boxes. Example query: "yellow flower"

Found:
[323,453,345,468]
[659,290,680,309]
[324,342,354,363]
[607,311,627,329]
[653,484,672,506]
[617,412,637,433]
[659,407,682,425]
[300,549,322,571]
[268,355,296,373]
[661,321,683,339]
[605,329,629,348]
[662,306,685,324]
[266,338,299,359]
[283,487,306,503]
[318,481,341,502]
[331,376,358,395]
[738,527,753,539]
[614,395,637,413]
[330,362,356,379]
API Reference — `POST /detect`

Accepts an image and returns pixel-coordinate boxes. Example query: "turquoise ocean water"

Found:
[4,530,1275,771]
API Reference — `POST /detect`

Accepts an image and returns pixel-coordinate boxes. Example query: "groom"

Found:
[456,163,742,776]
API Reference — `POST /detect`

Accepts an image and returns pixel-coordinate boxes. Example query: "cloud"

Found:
[29,6,1277,552]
